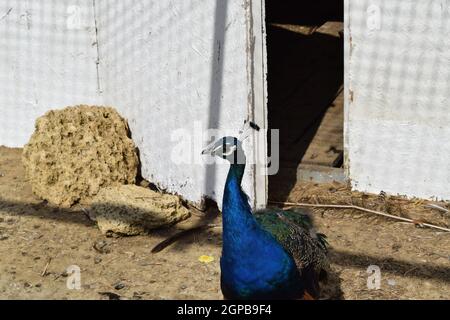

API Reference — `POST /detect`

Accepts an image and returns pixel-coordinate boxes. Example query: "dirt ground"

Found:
[0,146,449,300]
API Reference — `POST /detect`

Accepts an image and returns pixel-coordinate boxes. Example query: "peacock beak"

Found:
[201,139,220,155]
[201,147,210,155]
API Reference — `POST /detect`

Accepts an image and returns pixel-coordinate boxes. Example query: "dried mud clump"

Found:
[89,185,191,235]
[22,105,138,207]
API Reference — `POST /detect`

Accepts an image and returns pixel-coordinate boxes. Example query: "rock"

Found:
[94,256,102,264]
[138,179,151,188]
[89,185,190,235]
[99,292,121,300]
[93,240,112,254]
[22,105,138,207]
[132,292,143,300]
[114,282,126,290]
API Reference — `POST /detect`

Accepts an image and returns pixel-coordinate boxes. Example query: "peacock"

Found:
[201,121,329,300]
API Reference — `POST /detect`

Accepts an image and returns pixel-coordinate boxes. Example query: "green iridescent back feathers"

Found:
[254,208,329,276]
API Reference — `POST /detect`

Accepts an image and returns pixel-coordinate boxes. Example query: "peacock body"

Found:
[220,163,328,300]
[202,124,329,300]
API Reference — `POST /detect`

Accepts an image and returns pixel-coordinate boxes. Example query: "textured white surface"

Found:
[94,0,258,206]
[0,0,261,207]
[4,0,449,205]
[346,0,450,200]
[0,0,101,147]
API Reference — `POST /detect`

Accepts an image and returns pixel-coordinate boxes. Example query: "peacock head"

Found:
[201,120,260,165]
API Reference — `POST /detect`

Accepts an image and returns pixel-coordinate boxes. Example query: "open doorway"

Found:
[265,0,345,202]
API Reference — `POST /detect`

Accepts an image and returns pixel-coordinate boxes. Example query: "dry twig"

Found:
[269,201,450,233]
[41,258,52,277]
[425,204,449,214]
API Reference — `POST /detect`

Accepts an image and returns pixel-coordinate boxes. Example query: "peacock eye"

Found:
[222,144,236,157]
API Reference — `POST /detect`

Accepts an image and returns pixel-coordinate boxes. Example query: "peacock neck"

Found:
[221,163,257,248]
[226,163,245,185]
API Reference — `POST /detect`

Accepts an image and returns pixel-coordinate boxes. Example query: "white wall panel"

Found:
[0,0,101,147]
[346,0,450,200]
[95,0,257,207]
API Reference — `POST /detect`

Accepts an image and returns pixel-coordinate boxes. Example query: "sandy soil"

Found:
[0,146,449,300]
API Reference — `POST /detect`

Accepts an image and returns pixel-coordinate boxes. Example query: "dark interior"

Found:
[266,1,344,202]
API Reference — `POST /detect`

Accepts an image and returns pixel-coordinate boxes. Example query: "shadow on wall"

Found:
[203,0,228,207]
[266,1,344,203]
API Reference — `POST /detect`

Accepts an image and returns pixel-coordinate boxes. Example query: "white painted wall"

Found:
[6,0,449,205]
[345,0,450,200]
[0,0,101,147]
[0,0,265,208]
[94,0,263,207]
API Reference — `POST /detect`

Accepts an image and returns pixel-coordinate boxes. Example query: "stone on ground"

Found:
[22,105,138,207]
[89,185,190,235]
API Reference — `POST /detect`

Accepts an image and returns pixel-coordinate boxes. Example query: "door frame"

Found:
[249,0,268,209]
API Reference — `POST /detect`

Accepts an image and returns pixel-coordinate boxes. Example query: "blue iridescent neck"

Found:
[223,163,247,213]
[221,162,257,248]
[226,163,246,185]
